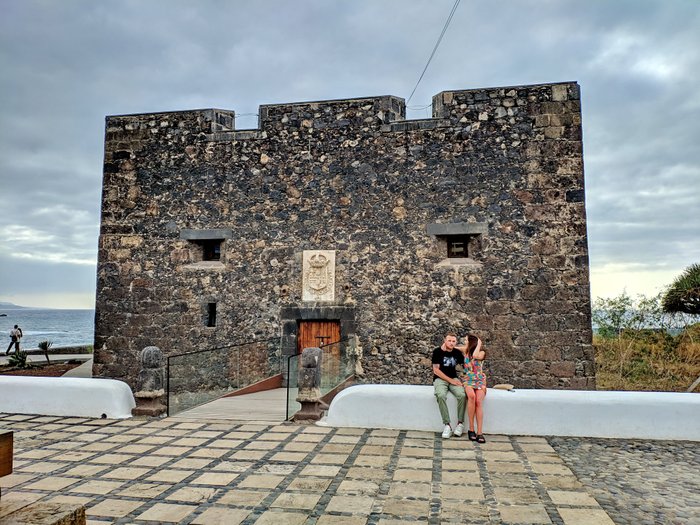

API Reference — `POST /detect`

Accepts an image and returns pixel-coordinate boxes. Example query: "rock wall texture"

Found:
[94,81,594,391]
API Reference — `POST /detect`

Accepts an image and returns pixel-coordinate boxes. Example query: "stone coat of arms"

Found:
[302,250,335,302]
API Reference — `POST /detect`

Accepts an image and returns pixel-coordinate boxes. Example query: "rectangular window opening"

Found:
[202,240,222,261]
[447,235,472,258]
[206,303,217,327]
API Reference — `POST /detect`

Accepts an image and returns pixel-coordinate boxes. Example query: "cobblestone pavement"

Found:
[551,437,700,525]
[0,413,688,524]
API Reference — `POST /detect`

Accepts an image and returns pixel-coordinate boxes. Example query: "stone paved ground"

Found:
[551,437,699,525]
[0,413,694,524]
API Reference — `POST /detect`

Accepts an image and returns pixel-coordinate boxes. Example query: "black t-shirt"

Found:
[432,347,465,381]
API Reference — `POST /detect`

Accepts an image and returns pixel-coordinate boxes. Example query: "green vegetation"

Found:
[662,263,700,315]
[593,291,700,392]
[38,340,53,364]
[8,350,30,369]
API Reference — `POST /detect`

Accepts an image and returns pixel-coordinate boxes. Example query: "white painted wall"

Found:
[322,384,700,441]
[0,376,135,419]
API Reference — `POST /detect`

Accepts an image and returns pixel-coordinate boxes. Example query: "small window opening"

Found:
[447,236,471,258]
[202,240,222,261]
[206,303,217,327]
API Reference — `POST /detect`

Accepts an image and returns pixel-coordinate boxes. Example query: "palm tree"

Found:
[38,340,53,364]
[662,263,700,315]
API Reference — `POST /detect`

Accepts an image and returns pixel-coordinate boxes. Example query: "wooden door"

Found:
[297,320,340,353]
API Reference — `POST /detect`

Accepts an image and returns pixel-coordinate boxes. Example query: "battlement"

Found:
[104,81,580,139]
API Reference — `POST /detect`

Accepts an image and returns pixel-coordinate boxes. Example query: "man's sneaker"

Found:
[441,424,452,439]
[454,423,464,437]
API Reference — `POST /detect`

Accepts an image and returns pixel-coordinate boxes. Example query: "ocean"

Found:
[0,308,94,350]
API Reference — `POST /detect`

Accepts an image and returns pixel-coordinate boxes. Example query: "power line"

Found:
[406,0,461,105]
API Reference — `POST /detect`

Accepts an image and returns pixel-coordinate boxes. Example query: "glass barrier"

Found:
[167,338,281,416]
[286,353,300,421]
[286,338,356,420]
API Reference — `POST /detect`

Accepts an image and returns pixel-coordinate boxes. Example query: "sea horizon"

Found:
[1,307,94,350]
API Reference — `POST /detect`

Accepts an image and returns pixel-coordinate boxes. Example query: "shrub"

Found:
[595,324,700,391]
[593,292,700,391]
[8,350,30,369]
[592,292,635,339]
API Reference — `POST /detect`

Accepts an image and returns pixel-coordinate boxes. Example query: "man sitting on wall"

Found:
[432,333,466,438]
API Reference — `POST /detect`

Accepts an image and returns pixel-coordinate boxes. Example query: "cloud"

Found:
[0,0,698,307]
[0,253,96,300]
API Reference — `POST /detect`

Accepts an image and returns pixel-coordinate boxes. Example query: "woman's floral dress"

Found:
[463,358,486,390]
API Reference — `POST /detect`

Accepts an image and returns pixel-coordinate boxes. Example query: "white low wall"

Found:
[322,384,700,441]
[0,376,135,419]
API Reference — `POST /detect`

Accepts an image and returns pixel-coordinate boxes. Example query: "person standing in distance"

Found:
[6,325,23,355]
[432,333,466,438]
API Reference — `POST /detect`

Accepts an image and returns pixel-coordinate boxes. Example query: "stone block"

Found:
[544,126,564,139]
[0,431,12,477]
[550,361,576,378]
[551,85,569,101]
[0,502,85,525]
[541,101,565,114]
[493,315,526,331]
[534,347,561,361]
[486,300,512,315]
[568,377,589,389]
[426,222,488,235]
[521,360,547,374]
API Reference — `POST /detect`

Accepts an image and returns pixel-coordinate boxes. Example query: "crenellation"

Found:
[258,95,405,133]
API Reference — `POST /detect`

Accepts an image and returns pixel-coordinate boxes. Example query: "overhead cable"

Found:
[406,0,461,105]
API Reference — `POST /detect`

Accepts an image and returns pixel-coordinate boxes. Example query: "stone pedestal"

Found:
[293,347,328,421]
[294,399,329,421]
[132,389,166,417]
[132,346,166,417]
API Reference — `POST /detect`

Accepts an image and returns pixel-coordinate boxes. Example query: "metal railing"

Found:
[286,337,356,420]
[166,337,281,416]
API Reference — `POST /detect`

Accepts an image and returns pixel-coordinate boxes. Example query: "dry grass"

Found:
[595,324,700,392]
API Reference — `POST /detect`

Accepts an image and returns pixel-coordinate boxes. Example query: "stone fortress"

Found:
[94,81,594,393]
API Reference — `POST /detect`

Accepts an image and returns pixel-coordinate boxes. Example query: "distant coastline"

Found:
[0,301,28,309]
[0,301,92,311]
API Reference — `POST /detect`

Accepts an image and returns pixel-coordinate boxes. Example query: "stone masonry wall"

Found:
[94,82,594,391]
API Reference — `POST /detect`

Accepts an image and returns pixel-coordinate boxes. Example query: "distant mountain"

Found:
[0,302,27,309]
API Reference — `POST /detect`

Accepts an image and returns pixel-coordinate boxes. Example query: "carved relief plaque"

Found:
[302,250,336,302]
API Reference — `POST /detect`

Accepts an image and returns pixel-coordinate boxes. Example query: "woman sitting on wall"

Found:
[459,334,487,443]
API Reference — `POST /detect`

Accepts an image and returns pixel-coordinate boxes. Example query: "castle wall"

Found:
[94,81,594,391]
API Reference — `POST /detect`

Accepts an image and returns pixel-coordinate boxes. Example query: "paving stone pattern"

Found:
[0,413,685,524]
[551,437,700,525]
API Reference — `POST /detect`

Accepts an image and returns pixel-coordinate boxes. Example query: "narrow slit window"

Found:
[206,303,217,327]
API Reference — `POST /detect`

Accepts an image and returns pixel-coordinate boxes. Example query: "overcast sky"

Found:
[1,0,698,309]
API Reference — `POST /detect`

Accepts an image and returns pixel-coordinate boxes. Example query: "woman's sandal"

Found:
[476,434,486,443]
[467,430,477,441]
